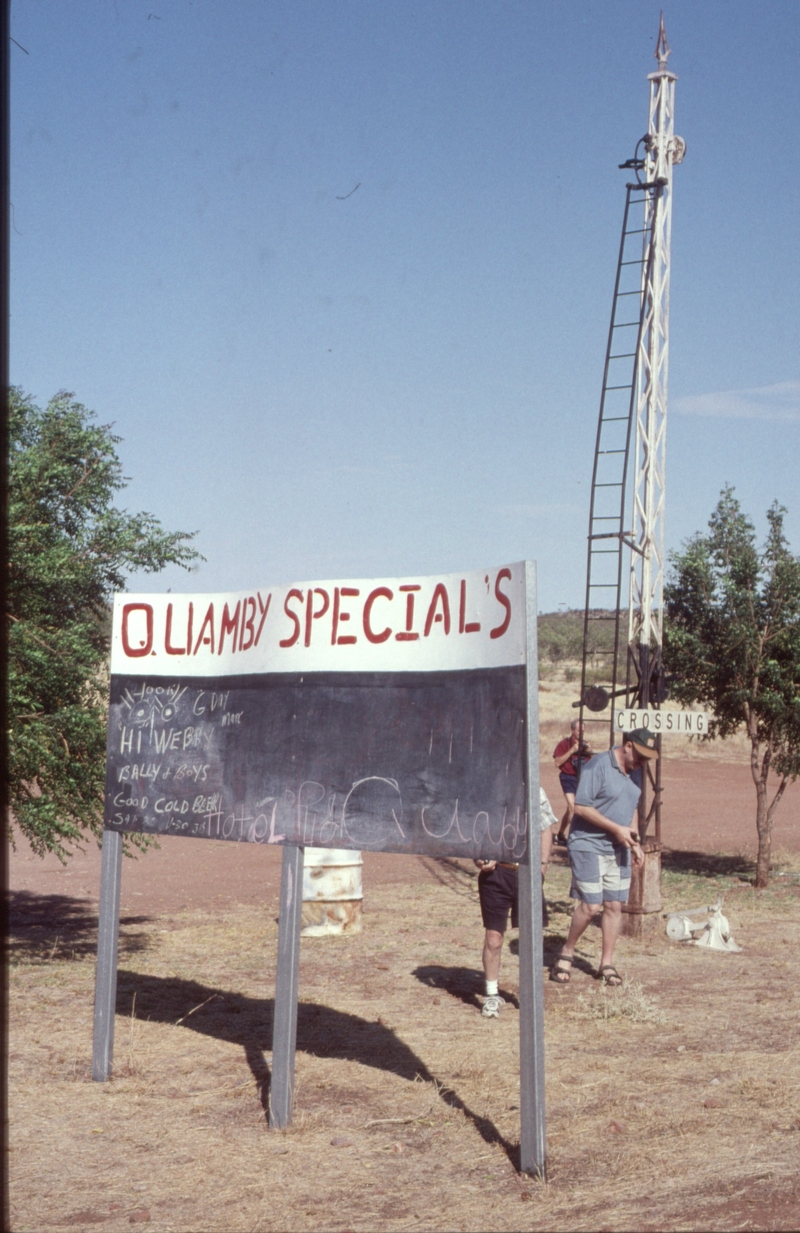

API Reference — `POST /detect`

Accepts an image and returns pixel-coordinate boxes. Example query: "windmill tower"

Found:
[577,15,685,930]
[629,15,685,715]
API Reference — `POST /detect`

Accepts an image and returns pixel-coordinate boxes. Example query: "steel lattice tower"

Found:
[628,16,686,704]
[577,16,685,929]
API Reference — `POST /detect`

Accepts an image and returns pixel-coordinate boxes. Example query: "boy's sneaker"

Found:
[481,994,504,1018]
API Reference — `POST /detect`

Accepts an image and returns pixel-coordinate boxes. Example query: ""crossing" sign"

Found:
[613,709,710,735]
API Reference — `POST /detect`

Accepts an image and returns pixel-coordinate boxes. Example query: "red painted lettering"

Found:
[304,588,330,647]
[193,603,216,655]
[280,589,304,648]
[121,603,153,658]
[395,584,421,642]
[219,601,241,654]
[424,583,451,637]
[459,579,481,634]
[165,603,185,655]
[336,587,359,645]
[186,602,193,656]
[239,596,256,651]
[490,568,512,639]
[363,587,393,643]
[254,591,271,646]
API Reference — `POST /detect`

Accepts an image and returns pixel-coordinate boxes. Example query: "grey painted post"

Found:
[518,560,547,1179]
[92,828,124,1081]
[269,843,304,1128]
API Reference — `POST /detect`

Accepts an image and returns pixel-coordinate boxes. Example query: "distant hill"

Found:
[537,608,624,662]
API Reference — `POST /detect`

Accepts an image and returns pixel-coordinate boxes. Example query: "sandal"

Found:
[598,964,623,986]
[549,953,573,984]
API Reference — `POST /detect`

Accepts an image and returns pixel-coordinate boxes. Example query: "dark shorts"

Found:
[478,865,549,931]
[559,773,578,795]
[478,865,519,933]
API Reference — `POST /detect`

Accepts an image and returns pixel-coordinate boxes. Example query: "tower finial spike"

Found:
[655,12,671,68]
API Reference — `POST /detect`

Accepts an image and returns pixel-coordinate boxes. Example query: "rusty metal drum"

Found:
[301,848,363,936]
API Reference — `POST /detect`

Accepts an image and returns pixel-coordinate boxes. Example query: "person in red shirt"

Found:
[552,719,592,846]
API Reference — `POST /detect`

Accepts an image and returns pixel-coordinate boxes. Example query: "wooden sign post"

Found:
[92,561,546,1179]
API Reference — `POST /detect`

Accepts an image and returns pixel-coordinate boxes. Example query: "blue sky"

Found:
[10,1,800,611]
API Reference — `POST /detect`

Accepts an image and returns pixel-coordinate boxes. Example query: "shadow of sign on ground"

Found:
[114,970,519,1165]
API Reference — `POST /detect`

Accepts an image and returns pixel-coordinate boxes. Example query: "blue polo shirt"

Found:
[570,748,641,855]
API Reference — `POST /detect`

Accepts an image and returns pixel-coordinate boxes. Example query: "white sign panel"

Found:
[110,562,526,677]
[614,709,710,735]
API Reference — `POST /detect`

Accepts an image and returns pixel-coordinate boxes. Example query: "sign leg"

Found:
[518,853,547,1178]
[519,560,547,1179]
[269,843,304,1128]
[92,828,123,1081]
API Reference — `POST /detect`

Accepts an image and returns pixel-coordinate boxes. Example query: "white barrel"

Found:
[301,848,363,937]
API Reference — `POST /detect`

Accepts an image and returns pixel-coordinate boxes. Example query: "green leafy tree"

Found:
[664,487,800,887]
[8,388,201,859]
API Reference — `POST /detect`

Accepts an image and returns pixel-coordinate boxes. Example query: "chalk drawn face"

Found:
[340,777,404,849]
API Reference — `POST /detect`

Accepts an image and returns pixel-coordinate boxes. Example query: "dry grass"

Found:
[9,858,800,1231]
[575,979,667,1024]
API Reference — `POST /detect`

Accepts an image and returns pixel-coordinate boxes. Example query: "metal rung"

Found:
[604,384,633,391]
[589,584,617,588]
[599,415,630,423]
[598,449,625,455]
[620,259,645,266]
[609,353,636,360]
[592,516,619,521]
[616,290,644,297]
[594,482,623,488]
[623,227,648,236]
[612,321,641,328]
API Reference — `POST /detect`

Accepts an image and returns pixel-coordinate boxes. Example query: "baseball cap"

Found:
[624,728,659,759]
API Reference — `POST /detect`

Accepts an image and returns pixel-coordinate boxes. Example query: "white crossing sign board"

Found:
[613,709,710,735]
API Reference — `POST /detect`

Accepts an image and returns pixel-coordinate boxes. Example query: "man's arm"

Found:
[554,739,579,769]
[540,826,552,871]
[572,804,644,864]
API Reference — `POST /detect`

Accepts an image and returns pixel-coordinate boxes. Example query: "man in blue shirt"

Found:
[550,728,658,986]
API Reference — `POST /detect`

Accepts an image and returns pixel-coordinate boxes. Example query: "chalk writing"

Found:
[104,654,529,859]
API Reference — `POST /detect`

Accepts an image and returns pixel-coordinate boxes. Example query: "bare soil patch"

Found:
[10,759,798,924]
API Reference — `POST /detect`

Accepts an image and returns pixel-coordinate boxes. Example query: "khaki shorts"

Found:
[568,847,631,904]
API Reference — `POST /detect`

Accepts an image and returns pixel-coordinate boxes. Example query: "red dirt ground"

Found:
[9,760,798,915]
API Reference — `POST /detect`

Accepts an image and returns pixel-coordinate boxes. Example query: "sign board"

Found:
[95,561,547,1180]
[104,563,530,861]
[613,708,710,735]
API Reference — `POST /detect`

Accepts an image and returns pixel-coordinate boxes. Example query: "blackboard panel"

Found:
[104,668,528,860]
